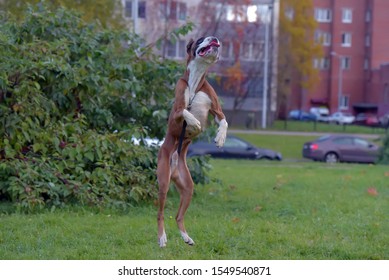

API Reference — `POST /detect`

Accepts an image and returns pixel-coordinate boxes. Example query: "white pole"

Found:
[261,7,271,129]
[132,0,139,34]
[338,57,343,111]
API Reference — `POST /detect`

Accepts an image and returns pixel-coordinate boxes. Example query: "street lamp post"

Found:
[331,52,343,112]
[261,5,272,129]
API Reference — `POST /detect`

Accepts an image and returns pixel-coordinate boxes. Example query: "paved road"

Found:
[228,129,383,139]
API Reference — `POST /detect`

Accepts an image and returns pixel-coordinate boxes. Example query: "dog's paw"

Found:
[180,231,195,246]
[215,119,228,147]
[158,231,167,248]
[183,109,201,132]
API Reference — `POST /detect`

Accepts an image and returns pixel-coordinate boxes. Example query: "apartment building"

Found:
[291,0,389,117]
[122,0,279,127]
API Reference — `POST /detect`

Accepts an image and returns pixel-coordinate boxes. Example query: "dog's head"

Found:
[186,36,221,65]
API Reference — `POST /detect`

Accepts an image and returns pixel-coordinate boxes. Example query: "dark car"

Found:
[187,135,282,160]
[354,113,380,127]
[288,110,317,121]
[302,134,379,163]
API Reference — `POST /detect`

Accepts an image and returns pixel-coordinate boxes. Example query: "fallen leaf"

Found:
[367,187,378,196]
[232,217,240,223]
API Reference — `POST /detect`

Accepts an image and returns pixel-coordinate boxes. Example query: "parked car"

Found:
[187,135,282,160]
[354,113,380,127]
[288,110,317,121]
[379,113,389,128]
[302,134,379,163]
[131,136,164,147]
[329,112,355,125]
[310,107,330,122]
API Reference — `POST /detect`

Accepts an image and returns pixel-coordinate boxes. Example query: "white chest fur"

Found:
[184,88,211,130]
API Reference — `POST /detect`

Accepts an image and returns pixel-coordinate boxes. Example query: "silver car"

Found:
[303,134,380,163]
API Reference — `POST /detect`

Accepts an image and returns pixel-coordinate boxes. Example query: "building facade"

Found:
[122,0,279,127]
[290,0,389,117]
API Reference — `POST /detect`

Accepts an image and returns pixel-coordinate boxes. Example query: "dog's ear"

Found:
[186,39,194,55]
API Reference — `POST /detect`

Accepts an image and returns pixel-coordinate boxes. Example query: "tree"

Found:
[194,0,265,126]
[278,0,322,116]
[0,0,125,28]
[0,3,208,211]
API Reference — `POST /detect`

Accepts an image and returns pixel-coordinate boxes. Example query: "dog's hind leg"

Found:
[171,142,195,246]
[156,141,174,248]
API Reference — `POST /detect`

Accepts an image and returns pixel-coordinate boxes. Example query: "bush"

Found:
[0,4,211,211]
[378,131,389,164]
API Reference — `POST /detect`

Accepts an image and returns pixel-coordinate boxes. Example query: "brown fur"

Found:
[156,37,227,247]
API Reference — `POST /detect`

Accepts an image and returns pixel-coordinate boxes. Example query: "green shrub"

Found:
[0,4,211,211]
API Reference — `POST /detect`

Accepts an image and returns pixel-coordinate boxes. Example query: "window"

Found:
[364,58,369,70]
[240,42,251,60]
[340,95,349,109]
[315,8,332,22]
[365,9,371,22]
[159,1,186,20]
[333,137,353,145]
[342,8,352,23]
[178,2,187,20]
[341,57,351,69]
[354,138,369,148]
[221,41,232,60]
[124,1,146,18]
[365,34,370,47]
[138,1,146,18]
[384,84,389,104]
[240,42,262,61]
[313,58,330,70]
[165,40,186,59]
[224,137,249,149]
[341,33,352,47]
[315,30,331,46]
[169,1,177,20]
[251,43,262,60]
[178,40,186,58]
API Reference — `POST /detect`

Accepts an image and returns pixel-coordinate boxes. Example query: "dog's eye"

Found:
[194,37,205,56]
[195,37,205,46]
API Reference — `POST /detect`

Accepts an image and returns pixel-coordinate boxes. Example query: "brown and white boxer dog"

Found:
[156,36,228,247]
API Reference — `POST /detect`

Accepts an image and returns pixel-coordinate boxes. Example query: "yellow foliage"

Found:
[279,0,323,90]
[0,0,125,28]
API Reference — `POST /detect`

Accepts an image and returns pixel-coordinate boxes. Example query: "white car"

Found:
[329,112,355,125]
[310,107,330,122]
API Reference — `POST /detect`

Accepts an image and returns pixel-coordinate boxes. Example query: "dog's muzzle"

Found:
[198,41,220,57]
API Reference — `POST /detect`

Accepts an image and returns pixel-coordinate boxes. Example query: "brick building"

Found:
[122,0,279,127]
[290,0,389,118]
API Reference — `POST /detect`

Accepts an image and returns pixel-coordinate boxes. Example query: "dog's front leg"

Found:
[183,109,201,133]
[214,117,228,147]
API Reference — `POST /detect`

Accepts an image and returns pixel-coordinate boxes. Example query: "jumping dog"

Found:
[156,36,228,247]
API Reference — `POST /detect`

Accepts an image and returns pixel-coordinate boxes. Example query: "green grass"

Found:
[235,133,316,159]
[271,120,386,134]
[1,160,388,260]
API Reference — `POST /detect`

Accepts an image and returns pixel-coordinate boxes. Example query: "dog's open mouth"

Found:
[198,41,220,57]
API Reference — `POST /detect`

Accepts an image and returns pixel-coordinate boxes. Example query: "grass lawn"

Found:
[271,120,387,135]
[1,160,388,260]
[235,133,317,159]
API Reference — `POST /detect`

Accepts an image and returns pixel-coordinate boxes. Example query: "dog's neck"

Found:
[186,60,210,96]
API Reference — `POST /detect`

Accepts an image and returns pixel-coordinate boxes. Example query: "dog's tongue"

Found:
[209,41,220,48]
[199,41,220,56]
